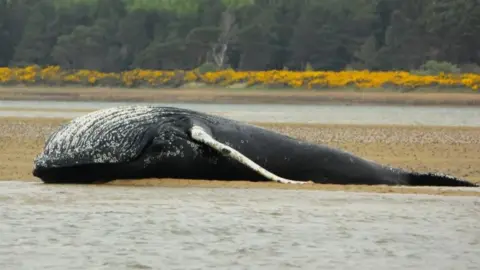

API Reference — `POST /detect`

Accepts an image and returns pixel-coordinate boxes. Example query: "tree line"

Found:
[0,0,479,73]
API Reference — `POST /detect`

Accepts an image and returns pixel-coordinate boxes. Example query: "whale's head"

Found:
[32,105,200,183]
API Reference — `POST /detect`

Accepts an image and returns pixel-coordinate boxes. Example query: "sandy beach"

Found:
[2,117,478,196]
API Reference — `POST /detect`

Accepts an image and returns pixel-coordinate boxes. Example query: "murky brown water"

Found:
[1,181,479,270]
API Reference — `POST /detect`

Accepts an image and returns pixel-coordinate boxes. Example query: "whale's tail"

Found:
[406,172,478,187]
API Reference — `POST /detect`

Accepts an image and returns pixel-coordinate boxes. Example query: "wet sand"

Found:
[1,86,479,106]
[1,117,478,196]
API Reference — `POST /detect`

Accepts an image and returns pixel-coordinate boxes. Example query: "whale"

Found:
[32,105,478,187]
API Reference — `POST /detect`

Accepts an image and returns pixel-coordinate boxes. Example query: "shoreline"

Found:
[104,179,480,197]
[1,86,479,106]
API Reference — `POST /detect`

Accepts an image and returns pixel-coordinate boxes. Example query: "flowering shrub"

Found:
[0,65,478,90]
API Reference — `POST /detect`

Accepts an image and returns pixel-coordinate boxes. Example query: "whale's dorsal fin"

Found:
[189,125,309,185]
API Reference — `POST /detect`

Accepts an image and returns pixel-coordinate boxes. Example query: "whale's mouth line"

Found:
[32,125,190,184]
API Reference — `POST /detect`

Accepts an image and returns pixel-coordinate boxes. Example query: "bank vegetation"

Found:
[0,0,479,75]
[0,65,479,91]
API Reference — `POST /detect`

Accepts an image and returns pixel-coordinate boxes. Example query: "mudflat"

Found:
[1,117,478,196]
[1,86,479,106]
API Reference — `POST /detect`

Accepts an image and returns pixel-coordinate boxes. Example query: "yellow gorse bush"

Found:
[0,65,478,90]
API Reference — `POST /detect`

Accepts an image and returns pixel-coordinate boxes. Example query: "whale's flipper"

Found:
[190,126,308,184]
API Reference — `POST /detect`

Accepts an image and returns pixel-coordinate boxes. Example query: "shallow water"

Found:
[0,181,479,270]
[1,100,480,126]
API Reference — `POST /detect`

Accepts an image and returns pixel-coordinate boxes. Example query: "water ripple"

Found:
[0,182,479,269]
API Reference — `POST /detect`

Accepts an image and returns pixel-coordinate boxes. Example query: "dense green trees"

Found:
[0,0,479,72]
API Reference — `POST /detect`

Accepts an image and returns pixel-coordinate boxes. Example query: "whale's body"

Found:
[33,105,477,187]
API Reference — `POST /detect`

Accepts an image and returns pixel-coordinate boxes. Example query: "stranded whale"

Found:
[32,105,478,187]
